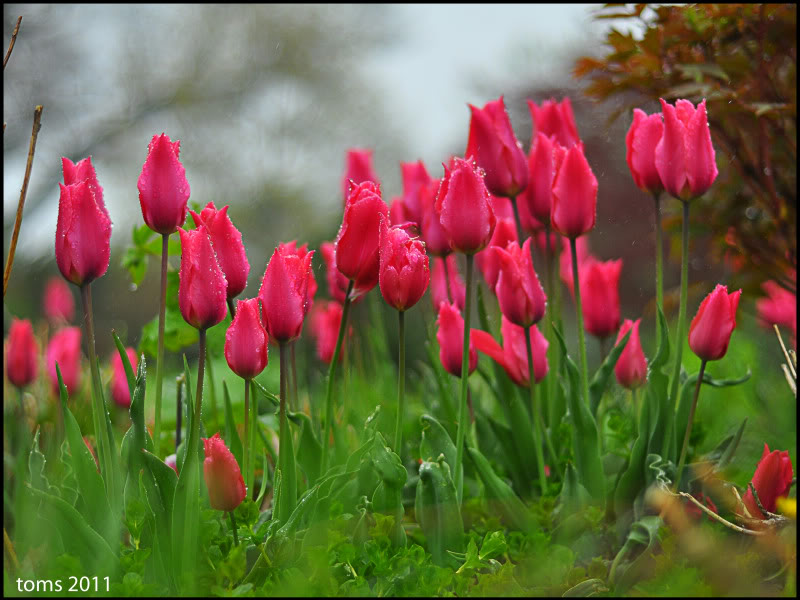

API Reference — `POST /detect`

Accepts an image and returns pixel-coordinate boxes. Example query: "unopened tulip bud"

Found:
[527,97,580,148]
[625,109,664,194]
[613,319,647,389]
[46,326,82,395]
[43,277,75,324]
[178,226,228,331]
[137,133,191,235]
[259,244,315,343]
[551,144,597,239]
[225,298,268,379]
[202,432,247,512]
[494,238,547,328]
[5,318,39,388]
[580,259,622,339]
[341,148,379,204]
[378,217,430,312]
[741,444,793,520]
[688,284,741,362]
[436,302,477,377]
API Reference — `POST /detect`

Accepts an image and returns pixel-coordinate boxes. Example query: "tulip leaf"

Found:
[589,328,631,417]
[252,379,281,411]
[609,515,663,594]
[222,380,244,468]
[415,457,464,568]
[423,339,457,436]
[715,417,748,470]
[288,409,321,486]
[112,330,137,404]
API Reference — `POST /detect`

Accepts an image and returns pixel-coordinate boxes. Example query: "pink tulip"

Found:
[111,347,138,408]
[613,319,647,389]
[178,226,228,331]
[518,133,567,225]
[202,432,247,512]
[225,298,268,379]
[580,258,623,339]
[436,302,478,377]
[137,133,191,235]
[741,444,793,520]
[466,96,529,198]
[756,280,796,346]
[430,255,465,311]
[321,241,363,305]
[397,160,432,225]
[277,241,317,314]
[488,194,515,222]
[5,318,39,388]
[61,156,110,220]
[258,244,315,343]
[420,177,452,257]
[655,98,717,200]
[341,148,379,204]
[435,156,496,254]
[46,326,82,395]
[310,300,349,364]
[165,453,179,474]
[472,317,548,387]
[476,217,518,291]
[551,144,597,239]
[43,277,75,324]
[334,181,389,296]
[625,108,664,194]
[688,284,741,362]
[190,202,250,301]
[378,217,430,312]
[494,238,547,328]
[559,236,597,297]
[527,97,581,148]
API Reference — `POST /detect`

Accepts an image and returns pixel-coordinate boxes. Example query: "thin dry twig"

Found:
[774,324,797,380]
[3,16,22,70]
[3,104,43,298]
[670,488,768,536]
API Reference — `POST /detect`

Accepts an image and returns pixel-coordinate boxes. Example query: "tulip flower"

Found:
[435,156,496,255]
[688,284,742,363]
[551,143,597,240]
[46,326,82,395]
[430,255,465,311]
[420,178,452,257]
[43,277,75,324]
[475,218,518,291]
[396,160,432,226]
[488,194,515,222]
[472,317,548,388]
[55,179,112,287]
[165,453,178,474]
[321,242,364,306]
[279,241,317,315]
[655,98,717,201]
[527,97,580,148]
[389,197,409,227]
[258,244,315,344]
[137,133,191,235]
[334,180,389,297]
[178,226,228,331]
[436,302,477,378]
[138,133,191,447]
[580,258,623,341]
[626,109,664,194]
[756,280,796,347]
[341,148,379,204]
[741,444,794,520]
[110,347,138,408]
[378,217,430,312]
[190,202,250,303]
[5,318,39,389]
[493,238,547,328]
[311,300,348,364]
[203,432,247,517]
[466,96,528,199]
[519,133,568,226]
[224,297,268,490]
[613,319,647,390]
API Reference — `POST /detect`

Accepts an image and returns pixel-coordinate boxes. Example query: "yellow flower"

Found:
[776,497,796,519]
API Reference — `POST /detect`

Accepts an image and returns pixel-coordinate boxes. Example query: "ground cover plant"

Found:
[3,4,797,597]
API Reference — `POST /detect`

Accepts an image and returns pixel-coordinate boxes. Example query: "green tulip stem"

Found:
[243,377,251,492]
[175,374,183,451]
[510,194,523,242]
[674,360,706,492]
[669,200,690,406]
[394,310,406,453]
[454,254,474,506]
[653,192,664,349]
[290,342,299,412]
[320,279,355,477]
[525,326,548,496]
[227,297,236,320]
[205,344,219,430]
[279,341,288,493]
[570,237,591,406]
[228,511,239,546]
[153,233,169,454]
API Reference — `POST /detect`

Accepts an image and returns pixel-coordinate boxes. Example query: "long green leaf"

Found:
[289,410,321,485]
[112,330,137,408]
[589,328,631,417]
[222,380,244,467]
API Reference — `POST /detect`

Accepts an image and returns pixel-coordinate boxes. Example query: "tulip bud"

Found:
[436,302,477,377]
[688,284,741,362]
[580,258,622,339]
[110,347,138,408]
[466,96,529,198]
[259,244,315,343]
[202,432,247,512]
[488,194,515,222]
[527,97,581,148]
[310,300,350,364]
[625,109,664,194]
[165,453,179,474]
[225,298,268,379]
[56,176,112,287]
[397,160,432,225]
[430,255,465,312]
[334,181,389,296]
[5,318,39,388]
[389,197,410,228]
[494,238,547,328]
[472,316,548,387]
[43,277,75,324]
[178,226,228,331]
[613,319,647,389]
[341,148,379,204]
[756,281,796,346]
[655,98,717,200]
[137,133,191,235]
[435,156,496,254]
[420,178,452,257]
[378,217,430,312]
[61,156,110,219]
[190,202,250,301]
[277,241,317,314]
[741,443,793,520]
[475,217,518,291]
[551,144,597,239]
[321,241,360,305]
[519,133,557,225]
[46,326,82,395]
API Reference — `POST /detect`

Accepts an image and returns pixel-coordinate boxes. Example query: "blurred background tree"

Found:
[574,3,797,296]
